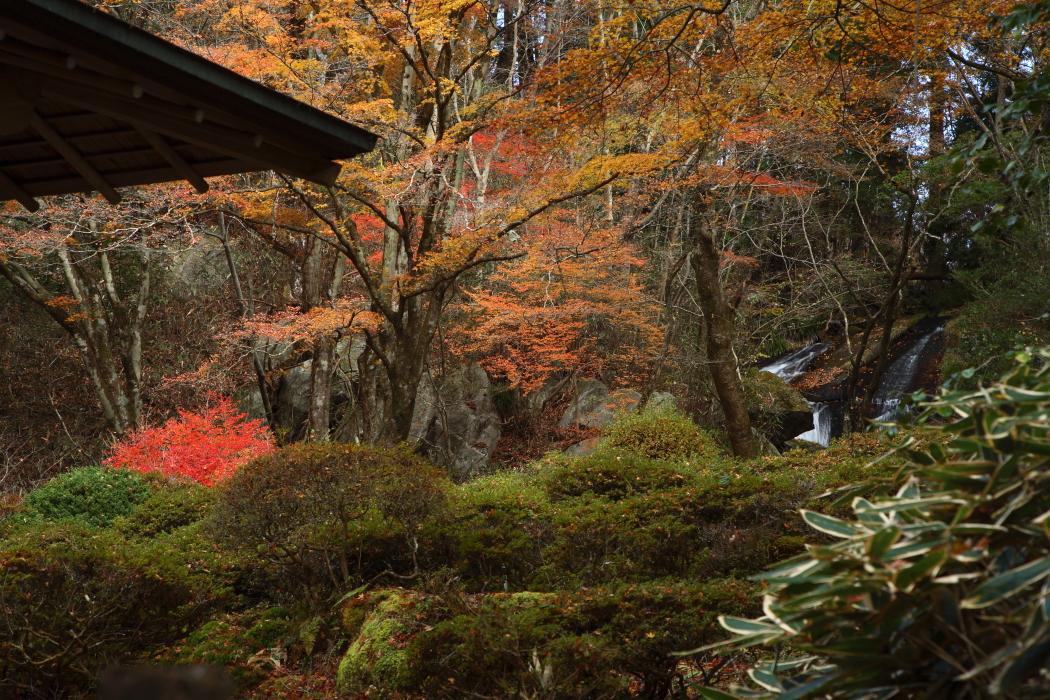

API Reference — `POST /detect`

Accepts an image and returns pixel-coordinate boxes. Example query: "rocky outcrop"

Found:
[558,380,642,430]
[644,391,677,412]
[410,363,502,481]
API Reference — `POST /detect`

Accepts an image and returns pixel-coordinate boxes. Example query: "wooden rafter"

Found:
[0,167,38,211]
[28,110,121,204]
[136,127,208,194]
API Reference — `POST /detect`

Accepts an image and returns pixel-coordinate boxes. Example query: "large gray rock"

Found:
[168,239,230,296]
[412,363,502,481]
[563,436,601,457]
[645,391,677,412]
[558,380,642,430]
[267,337,363,437]
[525,376,568,416]
[274,362,313,435]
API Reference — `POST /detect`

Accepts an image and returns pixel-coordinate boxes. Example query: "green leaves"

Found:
[693,348,1050,698]
[962,557,1050,609]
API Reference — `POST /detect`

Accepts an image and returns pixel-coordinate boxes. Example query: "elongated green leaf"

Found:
[883,537,946,561]
[720,616,782,636]
[866,526,900,560]
[951,523,1008,535]
[755,556,823,582]
[748,668,784,692]
[698,689,741,700]
[673,630,781,656]
[896,548,949,591]
[962,556,1050,609]
[991,638,1050,693]
[775,673,836,700]
[801,510,863,539]
[855,496,966,514]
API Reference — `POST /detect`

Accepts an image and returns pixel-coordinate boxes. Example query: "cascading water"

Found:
[760,343,829,383]
[871,323,945,421]
[760,342,831,446]
[796,402,832,446]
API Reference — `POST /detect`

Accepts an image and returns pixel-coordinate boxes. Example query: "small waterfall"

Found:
[760,343,829,383]
[872,324,945,421]
[760,342,831,446]
[796,402,832,446]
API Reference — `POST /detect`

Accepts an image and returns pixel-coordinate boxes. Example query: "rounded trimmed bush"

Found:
[421,471,553,591]
[116,481,215,538]
[22,466,152,528]
[541,448,712,502]
[210,443,450,596]
[600,407,722,461]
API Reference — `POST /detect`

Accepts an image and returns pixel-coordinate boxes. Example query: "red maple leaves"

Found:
[104,398,275,486]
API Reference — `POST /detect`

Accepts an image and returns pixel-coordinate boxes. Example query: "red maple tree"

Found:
[104,398,275,486]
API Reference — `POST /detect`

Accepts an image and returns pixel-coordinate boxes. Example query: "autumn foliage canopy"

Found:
[104,398,275,486]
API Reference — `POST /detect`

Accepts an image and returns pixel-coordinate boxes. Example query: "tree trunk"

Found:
[689,203,757,458]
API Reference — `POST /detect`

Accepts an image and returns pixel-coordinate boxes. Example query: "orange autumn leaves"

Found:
[454,212,661,393]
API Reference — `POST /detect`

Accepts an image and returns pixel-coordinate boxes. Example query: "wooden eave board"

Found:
[0,0,377,211]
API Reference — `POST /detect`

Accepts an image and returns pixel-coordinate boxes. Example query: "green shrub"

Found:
[706,348,1050,698]
[134,521,246,606]
[210,443,449,597]
[21,466,152,528]
[541,448,712,501]
[941,273,1050,388]
[422,470,552,591]
[116,481,215,538]
[0,522,200,696]
[601,407,723,461]
[422,435,896,591]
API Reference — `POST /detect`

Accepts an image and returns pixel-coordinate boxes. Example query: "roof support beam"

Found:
[136,127,208,193]
[29,110,121,204]
[0,167,39,211]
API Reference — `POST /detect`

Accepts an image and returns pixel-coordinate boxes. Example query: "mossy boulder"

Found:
[744,368,814,447]
[336,580,756,699]
[337,589,423,695]
[156,607,292,690]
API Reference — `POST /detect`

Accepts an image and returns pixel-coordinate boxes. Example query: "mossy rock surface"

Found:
[157,606,292,690]
[333,580,755,699]
[337,589,424,695]
[744,369,814,446]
